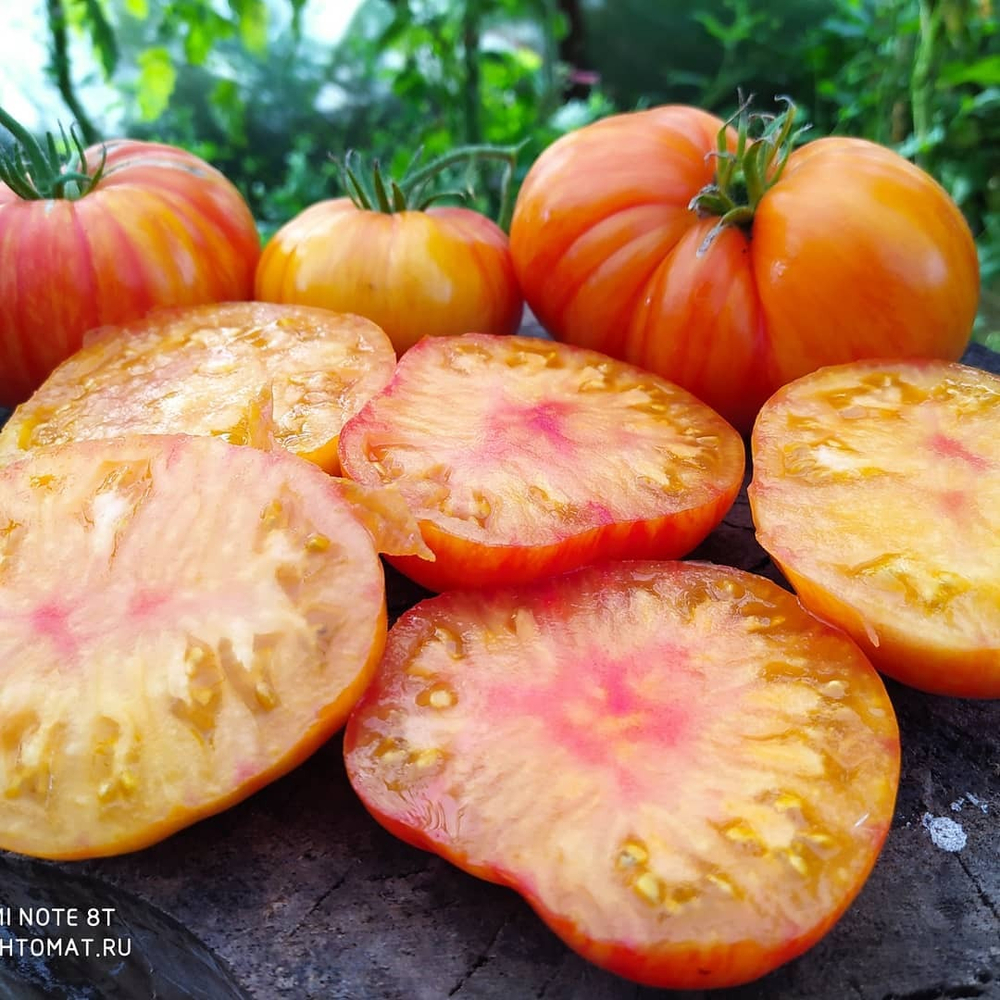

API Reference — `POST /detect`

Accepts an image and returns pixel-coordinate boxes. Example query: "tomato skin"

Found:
[0,140,261,407]
[255,198,524,354]
[510,108,980,433]
[387,483,741,594]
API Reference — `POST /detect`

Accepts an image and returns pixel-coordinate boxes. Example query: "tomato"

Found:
[344,560,900,989]
[0,302,396,474]
[255,199,523,354]
[509,103,980,433]
[0,434,430,860]
[0,136,261,407]
[338,333,745,591]
[749,359,1000,698]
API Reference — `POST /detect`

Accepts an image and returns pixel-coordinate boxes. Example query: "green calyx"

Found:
[338,142,524,232]
[690,94,810,255]
[0,106,105,201]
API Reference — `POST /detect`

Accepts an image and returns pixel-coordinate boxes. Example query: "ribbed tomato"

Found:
[509,103,980,433]
[0,129,260,406]
[345,561,900,989]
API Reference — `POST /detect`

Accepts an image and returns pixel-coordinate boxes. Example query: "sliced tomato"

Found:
[0,302,396,474]
[338,334,745,591]
[344,561,900,989]
[0,434,430,860]
[749,359,1000,698]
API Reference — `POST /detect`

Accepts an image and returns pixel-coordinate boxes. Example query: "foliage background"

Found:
[8,0,1000,347]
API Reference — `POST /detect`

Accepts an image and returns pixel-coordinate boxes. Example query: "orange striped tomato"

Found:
[0,139,260,406]
[509,104,980,433]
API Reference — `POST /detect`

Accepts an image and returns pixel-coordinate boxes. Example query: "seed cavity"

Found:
[170,640,225,742]
[706,872,738,897]
[374,736,409,765]
[260,499,287,532]
[305,532,331,553]
[822,679,848,699]
[773,791,803,813]
[432,624,464,658]
[409,747,445,769]
[720,818,765,855]
[214,636,281,715]
[89,713,143,807]
[1,711,61,803]
[784,848,810,877]
[417,683,458,710]
[633,871,665,905]
[616,838,649,870]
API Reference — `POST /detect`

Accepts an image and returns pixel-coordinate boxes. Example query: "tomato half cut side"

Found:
[749,359,1000,698]
[344,561,900,989]
[338,334,745,591]
[0,302,396,473]
[0,434,429,860]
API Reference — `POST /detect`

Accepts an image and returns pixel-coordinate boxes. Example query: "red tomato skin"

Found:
[386,487,742,593]
[254,199,524,354]
[510,110,980,433]
[0,140,260,407]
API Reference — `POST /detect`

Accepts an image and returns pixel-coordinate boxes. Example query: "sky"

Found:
[0,1,364,134]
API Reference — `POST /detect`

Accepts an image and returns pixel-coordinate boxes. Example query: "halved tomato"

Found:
[0,302,396,473]
[0,434,430,860]
[344,560,900,989]
[338,334,745,591]
[749,359,1000,698]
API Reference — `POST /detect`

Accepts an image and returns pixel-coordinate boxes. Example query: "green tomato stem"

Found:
[690,94,810,256]
[0,105,104,201]
[336,141,524,232]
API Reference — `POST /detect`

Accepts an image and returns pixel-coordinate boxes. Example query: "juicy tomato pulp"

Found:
[338,334,745,591]
[0,302,396,473]
[750,359,1000,698]
[0,434,429,859]
[345,561,900,989]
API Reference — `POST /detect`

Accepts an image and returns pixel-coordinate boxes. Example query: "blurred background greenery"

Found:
[5,0,999,347]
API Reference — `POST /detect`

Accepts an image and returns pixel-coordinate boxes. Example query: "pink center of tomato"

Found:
[489,644,694,797]
[523,400,573,441]
[29,600,79,660]
[928,432,988,471]
[127,588,170,619]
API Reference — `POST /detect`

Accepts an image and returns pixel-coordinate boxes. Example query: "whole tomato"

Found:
[0,113,261,406]
[255,152,523,354]
[509,101,980,432]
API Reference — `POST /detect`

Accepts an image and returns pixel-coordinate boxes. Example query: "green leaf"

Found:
[210,79,246,142]
[136,47,177,121]
[123,0,147,16]
[229,0,268,53]
[79,0,119,78]
[184,21,213,64]
[939,56,1000,87]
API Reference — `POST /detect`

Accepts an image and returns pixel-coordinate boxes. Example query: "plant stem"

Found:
[44,0,99,145]
[461,0,482,146]
[911,0,941,168]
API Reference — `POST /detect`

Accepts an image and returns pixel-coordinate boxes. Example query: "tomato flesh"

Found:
[0,302,396,473]
[749,359,1000,698]
[339,334,744,591]
[0,434,428,859]
[344,561,900,989]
